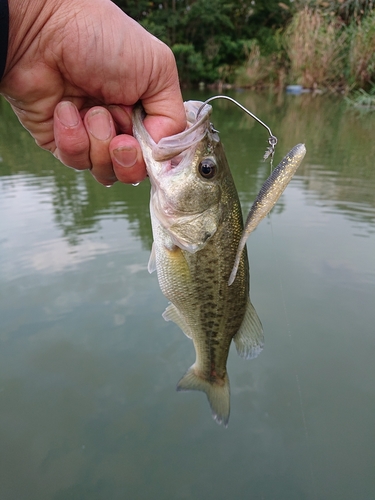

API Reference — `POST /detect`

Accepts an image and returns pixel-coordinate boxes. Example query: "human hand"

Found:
[0,0,186,185]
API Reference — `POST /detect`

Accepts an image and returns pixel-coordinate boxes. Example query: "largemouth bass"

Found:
[133,101,305,426]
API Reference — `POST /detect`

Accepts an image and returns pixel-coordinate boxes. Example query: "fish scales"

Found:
[133,100,305,426]
[149,135,250,386]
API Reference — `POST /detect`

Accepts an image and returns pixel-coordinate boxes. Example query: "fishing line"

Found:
[197,95,278,160]
[268,206,318,500]
[204,94,314,483]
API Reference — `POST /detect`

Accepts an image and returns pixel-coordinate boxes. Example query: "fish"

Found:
[133,101,306,426]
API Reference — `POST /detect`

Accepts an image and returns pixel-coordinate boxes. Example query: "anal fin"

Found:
[233,298,264,359]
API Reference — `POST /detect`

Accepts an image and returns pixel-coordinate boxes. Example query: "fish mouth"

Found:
[161,153,184,174]
[150,101,213,162]
[133,101,216,181]
[160,150,194,176]
[170,154,184,168]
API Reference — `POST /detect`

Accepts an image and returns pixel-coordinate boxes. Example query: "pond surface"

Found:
[0,91,374,500]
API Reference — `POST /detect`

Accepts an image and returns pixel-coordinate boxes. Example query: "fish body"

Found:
[133,101,305,426]
[133,101,263,426]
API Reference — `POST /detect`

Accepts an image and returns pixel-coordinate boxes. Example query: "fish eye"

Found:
[198,158,216,179]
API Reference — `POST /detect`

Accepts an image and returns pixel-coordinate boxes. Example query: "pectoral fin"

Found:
[233,298,264,359]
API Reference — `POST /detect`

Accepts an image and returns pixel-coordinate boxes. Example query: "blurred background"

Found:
[116,0,375,104]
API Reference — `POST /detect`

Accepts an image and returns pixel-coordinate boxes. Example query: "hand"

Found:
[0,0,186,185]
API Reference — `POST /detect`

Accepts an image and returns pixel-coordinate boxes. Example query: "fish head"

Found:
[133,101,233,253]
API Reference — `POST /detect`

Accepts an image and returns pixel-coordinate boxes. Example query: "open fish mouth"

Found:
[161,153,188,175]
[170,153,184,168]
[151,101,213,162]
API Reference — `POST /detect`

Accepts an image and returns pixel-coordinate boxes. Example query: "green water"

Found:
[0,91,374,500]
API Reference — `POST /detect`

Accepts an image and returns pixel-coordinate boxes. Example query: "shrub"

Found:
[284,6,347,88]
[348,11,375,88]
[171,44,207,85]
[234,40,282,88]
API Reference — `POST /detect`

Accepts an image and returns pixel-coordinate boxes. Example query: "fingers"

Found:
[108,105,147,184]
[84,107,117,185]
[110,135,147,185]
[54,101,90,169]
[51,18,186,186]
[54,102,117,185]
[54,102,146,185]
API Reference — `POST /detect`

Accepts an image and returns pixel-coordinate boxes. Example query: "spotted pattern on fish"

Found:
[132,101,303,426]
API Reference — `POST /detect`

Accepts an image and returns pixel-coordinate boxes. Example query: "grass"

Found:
[348,11,375,88]
[231,3,375,100]
[284,6,347,89]
[345,87,375,110]
[234,40,273,88]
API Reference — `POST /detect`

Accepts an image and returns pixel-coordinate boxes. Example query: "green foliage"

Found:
[347,10,375,88]
[235,40,271,87]
[113,0,294,85]
[112,0,375,91]
[284,6,347,88]
[171,44,207,84]
[345,86,375,109]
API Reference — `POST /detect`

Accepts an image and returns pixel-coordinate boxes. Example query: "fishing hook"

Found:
[197,95,278,160]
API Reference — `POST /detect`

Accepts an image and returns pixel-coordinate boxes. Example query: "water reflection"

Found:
[0,98,152,250]
[2,93,375,246]
[188,91,375,229]
[1,94,375,500]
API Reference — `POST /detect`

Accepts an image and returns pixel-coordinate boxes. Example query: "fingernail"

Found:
[113,146,137,168]
[87,110,112,141]
[57,101,79,127]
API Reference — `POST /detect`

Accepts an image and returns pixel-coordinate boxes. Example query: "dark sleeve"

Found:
[0,0,9,80]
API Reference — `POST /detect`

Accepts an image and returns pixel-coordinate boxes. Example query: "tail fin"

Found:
[176,365,230,427]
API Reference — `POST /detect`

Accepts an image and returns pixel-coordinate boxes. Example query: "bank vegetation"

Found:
[115,0,375,97]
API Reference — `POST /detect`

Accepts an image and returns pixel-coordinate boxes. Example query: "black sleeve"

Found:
[0,0,9,80]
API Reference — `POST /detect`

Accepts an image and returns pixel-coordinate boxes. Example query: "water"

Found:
[0,92,374,500]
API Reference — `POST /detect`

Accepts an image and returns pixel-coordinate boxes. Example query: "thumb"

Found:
[141,64,186,142]
[143,94,187,143]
